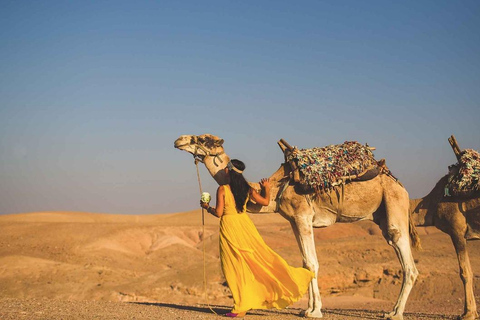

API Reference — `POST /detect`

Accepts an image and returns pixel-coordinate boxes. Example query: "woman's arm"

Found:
[200,186,225,218]
[249,178,271,206]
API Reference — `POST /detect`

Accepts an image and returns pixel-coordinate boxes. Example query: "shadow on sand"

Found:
[323,308,384,320]
[131,302,229,315]
[131,303,454,319]
[324,308,455,320]
[131,302,307,318]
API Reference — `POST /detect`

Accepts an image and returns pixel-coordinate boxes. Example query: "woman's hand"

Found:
[200,201,209,210]
[251,178,271,207]
[260,178,271,191]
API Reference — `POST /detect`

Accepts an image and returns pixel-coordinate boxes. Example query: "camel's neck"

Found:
[203,153,230,185]
[247,164,287,213]
[202,153,287,213]
[410,175,448,226]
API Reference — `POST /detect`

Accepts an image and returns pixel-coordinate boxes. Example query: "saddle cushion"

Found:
[447,149,480,197]
[286,141,378,193]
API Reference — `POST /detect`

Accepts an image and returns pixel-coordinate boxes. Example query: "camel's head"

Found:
[174,134,225,160]
[174,134,229,185]
[175,133,228,165]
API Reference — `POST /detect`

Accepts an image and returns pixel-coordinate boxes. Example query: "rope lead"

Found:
[195,158,218,315]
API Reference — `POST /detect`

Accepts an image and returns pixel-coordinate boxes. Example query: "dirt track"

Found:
[0,298,458,320]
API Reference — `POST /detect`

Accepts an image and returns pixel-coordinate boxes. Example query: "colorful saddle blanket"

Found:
[446,149,480,196]
[286,141,378,193]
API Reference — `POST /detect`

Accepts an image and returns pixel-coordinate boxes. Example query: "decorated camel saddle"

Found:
[445,136,480,197]
[445,149,480,197]
[277,139,396,194]
[445,135,480,240]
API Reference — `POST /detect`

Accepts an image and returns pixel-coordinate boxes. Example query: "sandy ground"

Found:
[0,210,479,319]
[0,298,459,320]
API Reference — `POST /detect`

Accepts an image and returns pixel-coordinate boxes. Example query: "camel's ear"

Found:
[217,139,224,146]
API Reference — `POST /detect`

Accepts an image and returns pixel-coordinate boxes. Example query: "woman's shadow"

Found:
[132,302,322,318]
[131,302,229,315]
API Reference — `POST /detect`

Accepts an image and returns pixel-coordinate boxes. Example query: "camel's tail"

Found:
[409,214,422,250]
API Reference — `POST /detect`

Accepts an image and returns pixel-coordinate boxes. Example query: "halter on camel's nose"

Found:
[174,135,195,149]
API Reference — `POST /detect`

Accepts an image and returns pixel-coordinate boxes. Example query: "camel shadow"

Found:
[323,308,380,319]
[324,308,456,320]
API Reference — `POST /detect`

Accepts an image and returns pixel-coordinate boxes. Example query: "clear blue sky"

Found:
[1,1,479,215]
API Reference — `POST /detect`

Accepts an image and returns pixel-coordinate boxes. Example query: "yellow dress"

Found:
[219,185,314,313]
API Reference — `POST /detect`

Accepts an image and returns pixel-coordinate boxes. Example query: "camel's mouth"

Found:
[174,137,190,150]
[174,142,188,149]
[174,139,203,160]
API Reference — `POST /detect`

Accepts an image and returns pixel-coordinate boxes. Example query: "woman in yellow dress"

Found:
[200,159,314,318]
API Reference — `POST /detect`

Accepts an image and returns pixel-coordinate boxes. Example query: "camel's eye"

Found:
[190,137,197,145]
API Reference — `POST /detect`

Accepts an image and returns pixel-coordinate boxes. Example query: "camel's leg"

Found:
[384,233,418,320]
[381,195,418,320]
[450,229,478,320]
[290,216,323,318]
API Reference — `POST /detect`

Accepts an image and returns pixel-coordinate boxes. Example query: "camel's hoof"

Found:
[384,311,403,320]
[302,309,323,318]
[457,312,479,320]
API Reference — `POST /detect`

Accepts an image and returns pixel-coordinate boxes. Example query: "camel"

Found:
[174,134,419,320]
[410,172,480,320]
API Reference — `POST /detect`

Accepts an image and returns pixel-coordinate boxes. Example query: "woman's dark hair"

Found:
[228,159,250,212]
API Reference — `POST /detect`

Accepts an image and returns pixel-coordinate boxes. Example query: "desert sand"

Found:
[0,210,478,319]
